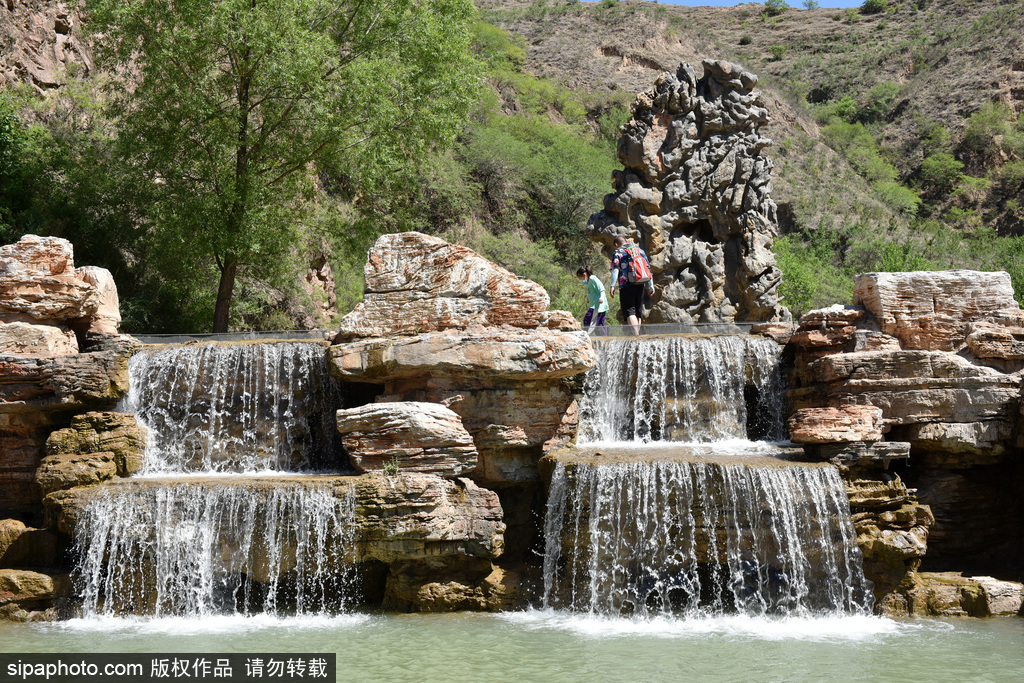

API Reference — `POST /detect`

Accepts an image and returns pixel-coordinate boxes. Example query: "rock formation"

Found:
[330,232,595,488]
[788,270,1024,616]
[0,0,91,91]
[336,402,478,477]
[588,60,789,324]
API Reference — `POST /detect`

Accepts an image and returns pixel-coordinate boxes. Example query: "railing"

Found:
[131,330,333,344]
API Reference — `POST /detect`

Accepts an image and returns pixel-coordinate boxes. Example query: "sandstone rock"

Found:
[750,322,794,345]
[846,475,908,509]
[0,235,76,278]
[587,60,789,324]
[0,569,69,622]
[0,236,99,324]
[799,304,866,329]
[335,232,575,340]
[337,402,478,477]
[329,328,595,382]
[853,271,1018,351]
[970,576,1024,616]
[895,421,1012,459]
[965,309,1024,360]
[788,405,885,444]
[801,350,1019,425]
[907,572,987,617]
[0,349,131,519]
[35,452,117,495]
[74,266,120,336]
[804,441,909,469]
[0,321,78,355]
[354,474,504,564]
[45,411,146,477]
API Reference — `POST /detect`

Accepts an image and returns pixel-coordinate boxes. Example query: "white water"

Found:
[124,342,343,473]
[578,335,783,443]
[75,482,357,618]
[542,460,871,617]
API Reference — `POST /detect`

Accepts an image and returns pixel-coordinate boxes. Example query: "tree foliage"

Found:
[87,0,481,331]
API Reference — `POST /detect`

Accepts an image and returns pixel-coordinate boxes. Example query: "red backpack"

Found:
[621,244,652,285]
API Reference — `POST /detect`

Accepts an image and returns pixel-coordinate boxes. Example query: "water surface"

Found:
[2,612,1022,682]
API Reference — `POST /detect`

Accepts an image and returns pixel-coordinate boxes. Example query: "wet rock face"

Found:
[331,232,595,487]
[588,60,789,324]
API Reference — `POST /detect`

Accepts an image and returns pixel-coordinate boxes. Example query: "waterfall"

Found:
[542,460,872,617]
[577,335,783,444]
[74,481,358,618]
[124,342,344,473]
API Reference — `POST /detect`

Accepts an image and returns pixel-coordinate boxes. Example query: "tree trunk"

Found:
[213,256,238,333]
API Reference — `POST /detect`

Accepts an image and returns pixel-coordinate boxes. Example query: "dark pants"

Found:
[619,284,645,319]
[583,309,607,327]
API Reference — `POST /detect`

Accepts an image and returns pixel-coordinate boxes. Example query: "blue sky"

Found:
[653,1,866,7]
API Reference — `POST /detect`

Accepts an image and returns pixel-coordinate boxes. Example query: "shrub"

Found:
[858,82,901,123]
[762,0,789,18]
[877,242,931,272]
[861,0,887,15]
[802,0,820,8]
[920,153,964,191]
[962,102,1013,153]
[872,180,921,216]
[769,45,787,61]
[739,35,753,45]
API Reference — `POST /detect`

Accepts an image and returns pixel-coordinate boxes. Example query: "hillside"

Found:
[479,0,1024,311]
[2,0,1023,328]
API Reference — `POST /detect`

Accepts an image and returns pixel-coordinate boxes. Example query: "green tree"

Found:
[88,0,480,331]
[920,153,964,192]
[763,0,789,18]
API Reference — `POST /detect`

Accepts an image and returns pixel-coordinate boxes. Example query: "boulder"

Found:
[788,405,886,444]
[329,328,595,382]
[45,411,146,477]
[907,572,987,617]
[587,60,789,323]
[0,569,69,622]
[971,576,1024,616]
[35,452,118,496]
[337,402,478,477]
[382,559,520,612]
[804,441,910,469]
[853,271,1017,351]
[0,322,78,355]
[74,267,121,336]
[965,309,1024,361]
[335,232,574,340]
[0,235,99,324]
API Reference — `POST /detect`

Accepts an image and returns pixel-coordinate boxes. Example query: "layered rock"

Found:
[0,349,132,520]
[0,568,69,621]
[906,573,1024,617]
[330,232,595,488]
[0,235,123,345]
[587,60,789,324]
[337,402,478,477]
[787,270,1024,613]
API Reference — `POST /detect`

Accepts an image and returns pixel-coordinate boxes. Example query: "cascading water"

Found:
[74,341,355,619]
[542,460,871,617]
[546,334,872,618]
[124,342,344,473]
[75,481,358,617]
[577,335,784,444]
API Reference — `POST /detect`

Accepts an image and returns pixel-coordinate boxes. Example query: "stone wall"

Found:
[787,270,1024,616]
[588,60,789,324]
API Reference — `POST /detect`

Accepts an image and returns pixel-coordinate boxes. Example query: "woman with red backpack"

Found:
[609,235,653,335]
